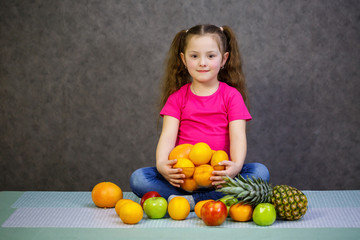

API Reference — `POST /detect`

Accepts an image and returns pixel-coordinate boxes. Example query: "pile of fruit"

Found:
[91,182,192,224]
[91,181,307,226]
[169,142,230,192]
[91,142,308,226]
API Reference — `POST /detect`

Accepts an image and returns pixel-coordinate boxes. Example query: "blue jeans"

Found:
[130,163,270,204]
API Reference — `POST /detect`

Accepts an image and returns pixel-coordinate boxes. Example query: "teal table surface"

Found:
[1,191,359,240]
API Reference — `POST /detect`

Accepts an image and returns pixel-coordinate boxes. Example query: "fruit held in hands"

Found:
[143,197,168,219]
[173,158,195,178]
[193,164,214,187]
[189,142,213,165]
[140,191,161,207]
[180,178,198,192]
[168,196,190,220]
[211,150,229,170]
[201,201,228,226]
[91,182,123,208]
[169,143,193,160]
[252,203,276,226]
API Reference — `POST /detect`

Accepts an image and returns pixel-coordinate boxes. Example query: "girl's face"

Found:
[181,34,228,85]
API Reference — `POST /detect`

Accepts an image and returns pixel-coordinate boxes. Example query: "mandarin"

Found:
[229,203,253,222]
[189,142,213,165]
[193,164,214,187]
[168,196,190,220]
[115,199,134,216]
[169,144,193,160]
[173,158,195,178]
[180,178,198,192]
[194,199,214,218]
[119,201,143,224]
[211,150,229,171]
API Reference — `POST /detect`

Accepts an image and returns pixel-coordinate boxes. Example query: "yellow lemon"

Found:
[189,142,213,165]
[169,144,193,160]
[193,164,214,187]
[115,199,134,216]
[211,150,229,170]
[119,201,143,224]
[194,200,214,218]
[180,178,198,192]
[167,196,190,220]
[173,158,195,178]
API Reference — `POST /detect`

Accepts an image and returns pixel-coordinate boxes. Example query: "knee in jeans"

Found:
[129,168,145,195]
[253,163,270,182]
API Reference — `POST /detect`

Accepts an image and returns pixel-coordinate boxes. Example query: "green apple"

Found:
[218,195,238,215]
[143,197,168,219]
[252,203,276,226]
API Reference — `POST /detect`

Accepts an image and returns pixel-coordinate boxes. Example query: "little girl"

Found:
[130,24,269,208]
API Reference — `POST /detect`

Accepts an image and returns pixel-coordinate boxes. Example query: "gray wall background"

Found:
[1,0,359,191]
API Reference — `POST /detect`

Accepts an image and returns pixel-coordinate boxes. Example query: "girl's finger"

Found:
[170,172,185,179]
[211,178,226,184]
[212,170,227,176]
[169,168,182,174]
[170,178,184,185]
[214,183,225,188]
[210,175,225,181]
[167,159,177,166]
[218,160,233,166]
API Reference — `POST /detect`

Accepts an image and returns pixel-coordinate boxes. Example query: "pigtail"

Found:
[219,26,248,107]
[160,30,191,109]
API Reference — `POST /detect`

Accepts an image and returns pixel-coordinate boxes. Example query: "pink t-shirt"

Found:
[160,82,251,155]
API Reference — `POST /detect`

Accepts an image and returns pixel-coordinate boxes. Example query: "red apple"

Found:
[140,191,161,207]
[201,201,228,226]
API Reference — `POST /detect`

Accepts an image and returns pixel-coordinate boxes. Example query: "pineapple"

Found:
[217,175,308,220]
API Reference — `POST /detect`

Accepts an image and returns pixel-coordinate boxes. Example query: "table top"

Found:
[1,191,360,240]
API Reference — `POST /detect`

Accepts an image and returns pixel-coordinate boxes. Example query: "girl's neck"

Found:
[191,81,220,96]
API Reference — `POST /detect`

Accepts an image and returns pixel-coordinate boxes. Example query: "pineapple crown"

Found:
[217,174,273,205]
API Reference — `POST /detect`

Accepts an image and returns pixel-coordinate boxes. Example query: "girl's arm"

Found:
[156,115,185,187]
[211,119,247,186]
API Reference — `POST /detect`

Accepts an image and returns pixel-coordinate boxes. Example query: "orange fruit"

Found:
[194,200,214,218]
[193,164,214,187]
[229,203,253,222]
[180,178,198,192]
[167,196,190,220]
[91,182,123,208]
[211,150,229,171]
[169,144,193,160]
[119,201,143,224]
[189,142,213,165]
[173,158,195,178]
[115,199,134,216]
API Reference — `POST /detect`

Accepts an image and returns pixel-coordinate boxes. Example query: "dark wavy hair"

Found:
[160,24,248,109]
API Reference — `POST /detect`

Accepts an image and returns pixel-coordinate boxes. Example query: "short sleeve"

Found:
[227,90,252,122]
[160,92,182,119]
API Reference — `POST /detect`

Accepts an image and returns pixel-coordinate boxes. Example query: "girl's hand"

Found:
[210,160,241,188]
[158,159,185,188]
